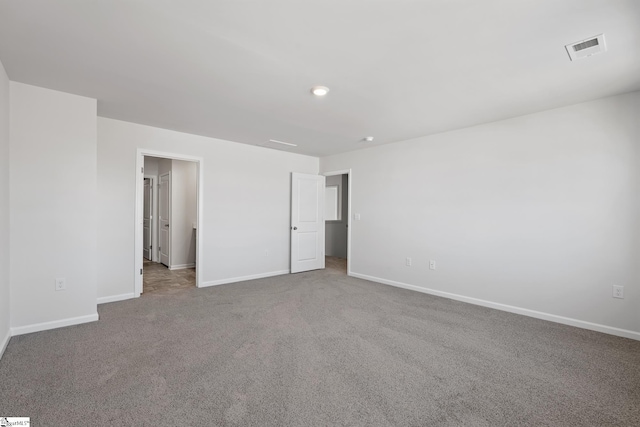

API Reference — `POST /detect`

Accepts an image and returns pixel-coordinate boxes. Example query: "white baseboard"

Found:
[200,270,290,288]
[97,293,136,305]
[0,328,10,360]
[10,313,99,337]
[169,263,195,271]
[350,272,640,341]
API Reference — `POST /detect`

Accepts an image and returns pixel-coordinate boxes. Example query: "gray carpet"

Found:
[1,260,639,426]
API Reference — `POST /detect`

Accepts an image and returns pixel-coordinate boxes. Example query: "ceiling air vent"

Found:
[257,139,298,151]
[565,34,606,61]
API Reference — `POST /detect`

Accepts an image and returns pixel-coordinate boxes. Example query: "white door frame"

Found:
[135,149,204,297]
[323,169,352,276]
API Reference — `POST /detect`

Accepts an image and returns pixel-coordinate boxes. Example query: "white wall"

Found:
[170,159,197,268]
[0,59,10,356]
[97,118,318,300]
[325,174,348,258]
[321,91,640,337]
[10,82,98,333]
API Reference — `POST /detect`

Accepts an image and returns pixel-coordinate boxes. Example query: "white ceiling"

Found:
[1,1,639,157]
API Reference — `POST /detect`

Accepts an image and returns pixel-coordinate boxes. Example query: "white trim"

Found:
[0,329,10,360]
[200,270,290,288]
[169,263,195,271]
[323,169,352,276]
[350,272,640,341]
[97,293,136,305]
[135,149,204,297]
[10,313,99,337]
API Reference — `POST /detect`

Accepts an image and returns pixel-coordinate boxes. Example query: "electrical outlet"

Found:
[429,260,436,270]
[55,278,66,291]
[612,285,624,299]
[406,257,412,266]
[264,250,270,256]
[354,213,361,221]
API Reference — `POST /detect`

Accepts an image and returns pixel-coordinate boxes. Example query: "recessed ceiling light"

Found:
[268,139,297,147]
[311,86,330,96]
[364,136,374,142]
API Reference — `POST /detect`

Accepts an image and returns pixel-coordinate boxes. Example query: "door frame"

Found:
[323,169,352,276]
[134,149,204,297]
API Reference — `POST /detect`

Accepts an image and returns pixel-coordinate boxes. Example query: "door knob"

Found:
[165,224,169,227]
[292,226,297,230]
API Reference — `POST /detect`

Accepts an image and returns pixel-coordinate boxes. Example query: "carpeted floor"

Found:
[1,257,639,426]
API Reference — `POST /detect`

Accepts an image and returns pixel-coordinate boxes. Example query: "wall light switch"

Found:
[55,278,66,291]
[354,213,361,221]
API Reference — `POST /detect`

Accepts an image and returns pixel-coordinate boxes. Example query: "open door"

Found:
[159,172,171,267]
[291,172,325,273]
[143,178,152,260]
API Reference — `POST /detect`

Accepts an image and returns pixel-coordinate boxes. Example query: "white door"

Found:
[143,178,152,260]
[159,172,171,267]
[291,172,325,273]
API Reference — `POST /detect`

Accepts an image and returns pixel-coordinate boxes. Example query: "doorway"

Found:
[141,157,196,294]
[289,169,352,276]
[324,171,350,275]
[134,149,203,297]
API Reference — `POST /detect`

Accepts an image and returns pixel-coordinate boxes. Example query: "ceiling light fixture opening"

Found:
[364,136,374,142]
[311,86,330,96]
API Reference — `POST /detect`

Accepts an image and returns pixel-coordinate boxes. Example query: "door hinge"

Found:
[150,245,152,250]
[141,167,144,173]
[140,268,143,275]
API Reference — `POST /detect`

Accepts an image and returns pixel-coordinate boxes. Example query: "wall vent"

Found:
[565,34,606,61]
